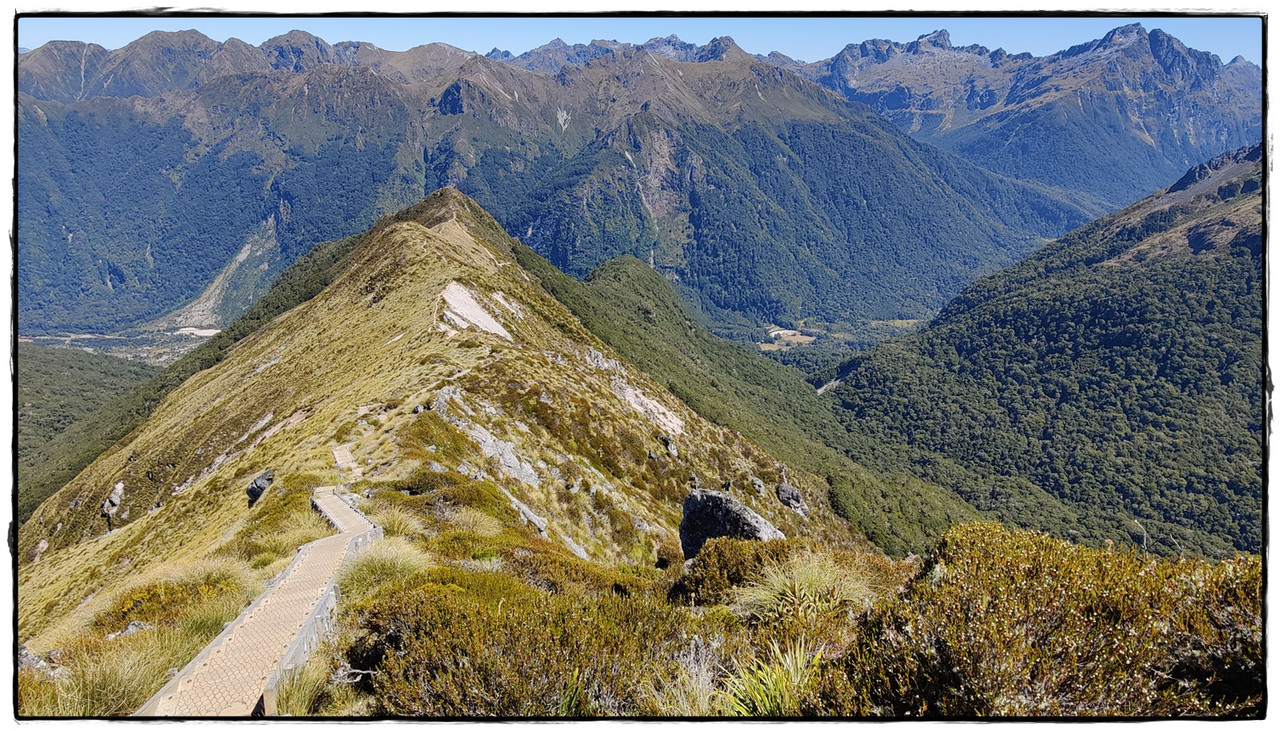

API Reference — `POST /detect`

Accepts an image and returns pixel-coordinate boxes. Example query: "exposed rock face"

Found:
[776,480,810,517]
[246,469,274,507]
[101,481,125,527]
[18,645,48,671]
[679,488,784,559]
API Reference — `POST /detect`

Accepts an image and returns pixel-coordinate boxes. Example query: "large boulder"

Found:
[679,488,784,559]
[246,469,275,507]
[776,480,809,517]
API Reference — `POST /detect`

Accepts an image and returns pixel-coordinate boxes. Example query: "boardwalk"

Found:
[332,444,363,480]
[135,487,377,717]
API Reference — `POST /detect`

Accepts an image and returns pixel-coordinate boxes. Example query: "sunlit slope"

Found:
[19,189,860,646]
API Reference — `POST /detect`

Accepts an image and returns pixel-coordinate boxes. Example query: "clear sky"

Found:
[16,13,1264,66]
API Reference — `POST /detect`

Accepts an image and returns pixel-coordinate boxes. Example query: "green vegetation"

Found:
[215,474,334,571]
[515,246,978,556]
[336,538,434,602]
[315,515,1260,718]
[825,165,1264,555]
[722,639,822,716]
[17,231,364,525]
[16,344,159,459]
[806,523,1263,717]
[453,111,1088,332]
[17,88,411,335]
[17,558,257,717]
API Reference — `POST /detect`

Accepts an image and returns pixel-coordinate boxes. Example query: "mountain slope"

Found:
[513,250,979,556]
[15,230,367,526]
[16,344,161,460]
[17,32,1089,342]
[18,189,864,648]
[823,145,1264,556]
[786,25,1262,207]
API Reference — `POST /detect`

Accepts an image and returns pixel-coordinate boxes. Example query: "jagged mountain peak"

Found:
[261,29,338,72]
[694,35,748,62]
[910,29,953,50]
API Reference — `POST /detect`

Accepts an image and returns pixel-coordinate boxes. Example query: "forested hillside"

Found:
[824,146,1264,556]
[16,344,160,459]
[18,30,1090,340]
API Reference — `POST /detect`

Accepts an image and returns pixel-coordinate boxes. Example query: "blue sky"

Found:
[17,14,1263,66]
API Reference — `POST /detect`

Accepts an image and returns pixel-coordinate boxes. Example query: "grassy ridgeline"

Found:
[16,232,364,525]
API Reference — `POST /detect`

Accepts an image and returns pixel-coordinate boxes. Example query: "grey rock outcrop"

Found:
[246,469,274,507]
[18,645,48,671]
[107,620,153,641]
[776,480,809,517]
[679,488,784,559]
[101,481,125,528]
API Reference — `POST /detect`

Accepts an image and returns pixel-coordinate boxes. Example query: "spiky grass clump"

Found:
[721,639,822,717]
[638,635,727,716]
[274,649,364,717]
[370,504,425,539]
[732,551,873,626]
[449,506,503,537]
[337,537,434,602]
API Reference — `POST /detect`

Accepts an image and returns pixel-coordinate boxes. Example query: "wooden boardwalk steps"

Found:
[134,487,379,717]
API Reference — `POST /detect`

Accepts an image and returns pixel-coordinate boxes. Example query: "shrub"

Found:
[386,468,466,496]
[668,537,796,606]
[91,558,252,634]
[807,523,1264,717]
[654,540,683,570]
[506,544,648,597]
[346,587,696,716]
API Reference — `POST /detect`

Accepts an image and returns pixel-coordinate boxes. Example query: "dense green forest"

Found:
[824,156,1263,556]
[16,345,160,459]
[442,112,1088,332]
[17,94,408,335]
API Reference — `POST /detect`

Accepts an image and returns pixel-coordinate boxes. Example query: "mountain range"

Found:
[489,25,1262,210]
[18,24,1257,344]
[16,171,1264,717]
[14,22,1266,718]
